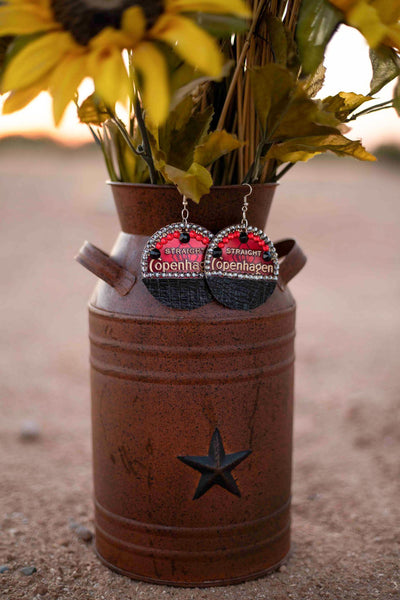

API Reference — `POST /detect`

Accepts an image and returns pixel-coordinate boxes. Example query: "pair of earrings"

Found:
[141,185,279,311]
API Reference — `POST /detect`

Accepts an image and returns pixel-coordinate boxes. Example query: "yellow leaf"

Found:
[266,134,376,163]
[77,93,109,126]
[194,130,243,166]
[164,162,213,203]
[322,91,373,119]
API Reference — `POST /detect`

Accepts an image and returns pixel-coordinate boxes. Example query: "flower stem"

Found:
[134,98,157,184]
[275,162,294,181]
[346,100,393,121]
[216,0,265,131]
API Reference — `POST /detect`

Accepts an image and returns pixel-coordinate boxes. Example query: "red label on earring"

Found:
[204,225,279,311]
[147,228,210,275]
[141,222,213,310]
[209,230,274,276]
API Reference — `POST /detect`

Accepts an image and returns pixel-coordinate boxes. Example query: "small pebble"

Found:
[20,566,37,576]
[75,525,93,542]
[35,583,48,595]
[19,420,41,442]
[0,565,10,573]
[279,564,287,572]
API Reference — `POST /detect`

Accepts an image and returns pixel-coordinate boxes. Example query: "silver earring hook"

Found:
[243,183,253,200]
[241,183,253,229]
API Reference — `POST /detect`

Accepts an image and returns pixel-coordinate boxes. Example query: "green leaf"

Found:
[272,92,339,140]
[250,64,295,134]
[296,0,342,75]
[369,46,400,95]
[158,95,195,157]
[166,106,213,171]
[322,92,373,120]
[266,134,376,163]
[194,130,243,166]
[393,77,400,116]
[164,162,213,203]
[265,14,288,66]
[285,28,301,74]
[251,63,339,142]
[186,12,249,37]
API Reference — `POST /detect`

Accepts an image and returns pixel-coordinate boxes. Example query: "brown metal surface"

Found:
[76,241,136,296]
[80,183,306,587]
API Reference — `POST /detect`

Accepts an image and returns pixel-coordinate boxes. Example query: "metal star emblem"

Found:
[178,428,251,500]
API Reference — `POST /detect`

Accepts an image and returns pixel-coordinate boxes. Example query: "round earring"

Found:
[141,195,213,310]
[204,184,279,310]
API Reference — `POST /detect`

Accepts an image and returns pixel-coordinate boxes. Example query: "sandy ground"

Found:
[0,143,399,600]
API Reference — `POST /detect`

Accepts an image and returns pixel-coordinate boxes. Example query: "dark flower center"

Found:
[51,0,163,46]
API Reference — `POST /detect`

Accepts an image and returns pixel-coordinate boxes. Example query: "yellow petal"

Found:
[371,0,400,25]
[131,42,169,125]
[347,1,388,47]
[49,54,87,125]
[89,26,132,50]
[166,0,251,17]
[0,5,56,35]
[121,6,146,43]
[151,15,222,77]
[385,23,400,50]
[2,77,48,113]
[88,46,130,107]
[328,0,355,10]
[1,31,75,92]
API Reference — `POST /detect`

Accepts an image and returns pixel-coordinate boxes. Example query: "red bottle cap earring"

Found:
[141,196,213,310]
[204,184,279,310]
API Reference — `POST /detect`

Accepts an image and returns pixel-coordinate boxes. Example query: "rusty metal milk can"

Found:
[77,183,306,586]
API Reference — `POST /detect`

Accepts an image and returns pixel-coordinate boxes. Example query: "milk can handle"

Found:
[274,239,307,289]
[75,241,136,296]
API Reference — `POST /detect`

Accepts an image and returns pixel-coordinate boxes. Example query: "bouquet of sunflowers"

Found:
[0,0,399,202]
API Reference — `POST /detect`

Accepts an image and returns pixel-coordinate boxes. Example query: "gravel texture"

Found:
[0,144,399,599]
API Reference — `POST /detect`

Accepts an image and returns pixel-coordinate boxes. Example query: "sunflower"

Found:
[328,0,400,51]
[0,0,250,125]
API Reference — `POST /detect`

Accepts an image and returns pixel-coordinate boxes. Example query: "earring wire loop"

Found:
[181,195,189,229]
[241,183,253,229]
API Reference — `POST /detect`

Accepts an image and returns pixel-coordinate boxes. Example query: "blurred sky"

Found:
[0,25,399,148]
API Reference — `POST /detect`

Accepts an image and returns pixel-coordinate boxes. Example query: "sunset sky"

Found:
[0,26,399,149]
